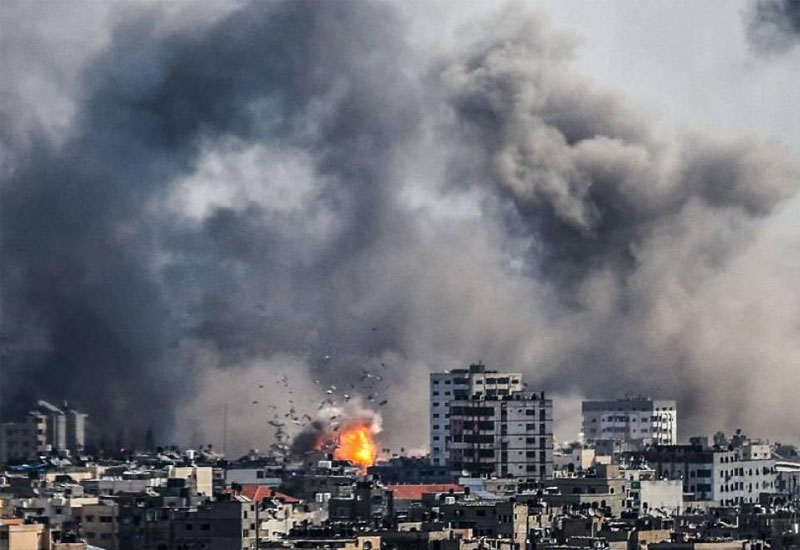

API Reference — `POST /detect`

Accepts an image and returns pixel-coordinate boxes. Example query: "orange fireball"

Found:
[334,424,376,469]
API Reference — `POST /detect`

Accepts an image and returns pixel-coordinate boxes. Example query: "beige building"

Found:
[75,501,118,550]
[168,466,213,497]
[0,520,46,550]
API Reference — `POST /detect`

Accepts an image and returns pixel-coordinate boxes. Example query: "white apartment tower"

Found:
[429,363,523,466]
[582,396,677,446]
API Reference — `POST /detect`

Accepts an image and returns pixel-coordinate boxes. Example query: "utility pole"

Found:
[222,404,228,457]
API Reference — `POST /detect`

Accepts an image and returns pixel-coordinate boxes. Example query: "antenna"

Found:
[222,403,228,457]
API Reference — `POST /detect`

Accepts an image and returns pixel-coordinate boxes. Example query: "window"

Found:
[433,413,439,418]
[256,471,264,479]
[185,524,193,530]
[201,524,210,531]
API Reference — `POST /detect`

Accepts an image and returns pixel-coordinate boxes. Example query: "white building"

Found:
[582,396,677,446]
[624,468,684,513]
[429,363,523,466]
[631,440,777,506]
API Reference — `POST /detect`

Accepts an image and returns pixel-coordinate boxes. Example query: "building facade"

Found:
[429,364,523,467]
[1,401,87,462]
[582,397,677,446]
[628,442,777,506]
[448,391,553,482]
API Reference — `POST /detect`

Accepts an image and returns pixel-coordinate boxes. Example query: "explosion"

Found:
[334,423,377,470]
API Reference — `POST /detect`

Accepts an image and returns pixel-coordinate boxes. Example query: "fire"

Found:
[334,424,376,470]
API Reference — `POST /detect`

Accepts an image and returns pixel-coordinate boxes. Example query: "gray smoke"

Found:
[745,0,800,53]
[2,1,799,453]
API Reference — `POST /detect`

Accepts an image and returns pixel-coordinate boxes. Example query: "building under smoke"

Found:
[430,363,553,482]
[0,400,87,461]
[430,364,524,466]
[582,396,677,448]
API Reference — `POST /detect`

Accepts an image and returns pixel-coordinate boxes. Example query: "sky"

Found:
[1,0,798,456]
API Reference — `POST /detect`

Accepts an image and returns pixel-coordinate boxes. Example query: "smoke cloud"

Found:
[745,0,800,54]
[2,1,799,454]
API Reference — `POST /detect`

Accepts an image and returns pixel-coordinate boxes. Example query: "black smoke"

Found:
[2,1,799,450]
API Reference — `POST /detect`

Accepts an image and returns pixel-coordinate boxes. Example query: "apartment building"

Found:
[429,364,523,466]
[582,397,677,446]
[1,401,87,462]
[627,439,777,506]
[449,391,554,482]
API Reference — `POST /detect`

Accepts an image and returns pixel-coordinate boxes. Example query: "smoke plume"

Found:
[2,1,799,453]
[745,0,800,54]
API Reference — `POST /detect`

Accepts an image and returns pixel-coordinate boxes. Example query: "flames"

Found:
[334,423,377,470]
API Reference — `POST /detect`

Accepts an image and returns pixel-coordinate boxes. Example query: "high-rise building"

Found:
[0,400,87,461]
[582,396,677,446]
[429,363,523,466]
[449,391,553,482]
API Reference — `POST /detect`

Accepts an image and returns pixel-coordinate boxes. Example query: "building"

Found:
[624,468,684,514]
[0,519,48,550]
[75,500,119,550]
[626,439,777,506]
[328,480,394,527]
[449,391,553,482]
[582,397,677,447]
[438,501,530,549]
[1,401,87,462]
[368,457,452,484]
[430,364,523,467]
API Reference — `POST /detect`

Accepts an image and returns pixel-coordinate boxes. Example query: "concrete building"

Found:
[449,391,553,482]
[167,466,213,498]
[368,457,451,484]
[430,364,523,467]
[1,401,87,462]
[624,468,684,514]
[627,441,777,506]
[75,500,119,550]
[437,501,529,549]
[328,480,394,527]
[0,520,51,550]
[582,397,677,447]
[544,464,628,517]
